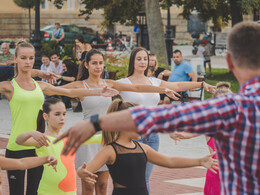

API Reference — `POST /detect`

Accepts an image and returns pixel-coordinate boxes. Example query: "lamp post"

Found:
[31,0,42,69]
[165,7,173,66]
[138,12,149,50]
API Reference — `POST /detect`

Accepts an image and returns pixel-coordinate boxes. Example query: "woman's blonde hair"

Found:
[102,99,138,146]
[213,82,232,98]
[14,40,35,77]
[149,54,159,71]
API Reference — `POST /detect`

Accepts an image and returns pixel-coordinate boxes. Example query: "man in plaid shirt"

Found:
[57,22,260,194]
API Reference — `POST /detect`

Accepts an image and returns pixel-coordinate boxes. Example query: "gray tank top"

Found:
[81,80,112,121]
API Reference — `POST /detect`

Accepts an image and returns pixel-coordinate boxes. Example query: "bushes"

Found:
[40,40,75,60]
[104,54,129,79]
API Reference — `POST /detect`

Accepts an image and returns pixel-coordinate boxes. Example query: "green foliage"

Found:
[157,56,170,70]
[63,44,74,59]
[50,0,64,9]
[13,0,35,9]
[170,0,260,29]
[104,54,129,79]
[40,41,74,59]
[52,0,260,30]
[78,0,145,26]
[204,68,239,99]
[40,40,61,56]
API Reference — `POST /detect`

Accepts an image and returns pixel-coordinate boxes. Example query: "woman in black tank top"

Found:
[77,99,218,195]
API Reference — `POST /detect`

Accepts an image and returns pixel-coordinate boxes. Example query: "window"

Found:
[41,0,49,11]
[77,0,83,10]
[67,0,75,10]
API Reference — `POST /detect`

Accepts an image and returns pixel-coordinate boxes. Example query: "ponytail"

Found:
[37,109,45,133]
[213,82,232,98]
[36,97,63,133]
[102,99,138,146]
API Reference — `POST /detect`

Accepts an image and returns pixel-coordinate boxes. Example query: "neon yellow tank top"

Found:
[7,78,44,151]
[36,134,102,195]
[36,137,76,195]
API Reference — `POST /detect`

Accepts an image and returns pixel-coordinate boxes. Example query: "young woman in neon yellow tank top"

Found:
[0,41,119,195]
[16,98,100,195]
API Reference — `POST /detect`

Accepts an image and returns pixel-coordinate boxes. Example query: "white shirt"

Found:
[117,77,161,106]
[48,60,63,75]
[198,45,205,61]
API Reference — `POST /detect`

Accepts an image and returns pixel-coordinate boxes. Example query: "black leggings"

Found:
[5,149,43,195]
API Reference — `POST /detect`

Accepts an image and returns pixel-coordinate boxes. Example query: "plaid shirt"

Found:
[130,76,260,194]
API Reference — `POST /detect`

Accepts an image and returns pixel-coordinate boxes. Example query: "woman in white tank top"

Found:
[117,47,216,194]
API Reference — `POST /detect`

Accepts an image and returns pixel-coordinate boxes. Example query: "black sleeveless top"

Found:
[107,141,148,195]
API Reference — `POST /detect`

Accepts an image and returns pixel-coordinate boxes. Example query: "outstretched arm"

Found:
[31,69,59,84]
[141,143,218,173]
[54,110,136,155]
[16,131,50,148]
[169,132,200,144]
[39,81,119,97]
[0,155,57,171]
[160,80,215,93]
[54,95,233,156]
[106,79,180,100]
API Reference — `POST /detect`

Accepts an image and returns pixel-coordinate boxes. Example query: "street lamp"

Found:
[31,0,42,69]
[165,7,173,66]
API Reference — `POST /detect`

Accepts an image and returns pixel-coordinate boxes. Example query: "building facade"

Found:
[0,0,255,44]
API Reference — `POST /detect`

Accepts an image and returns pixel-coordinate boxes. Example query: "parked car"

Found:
[31,24,104,45]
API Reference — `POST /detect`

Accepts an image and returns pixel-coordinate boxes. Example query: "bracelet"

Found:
[90,114,102,132]
[201,81,204,88]
[60,76,63,80]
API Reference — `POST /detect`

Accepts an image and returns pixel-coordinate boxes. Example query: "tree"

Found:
[74,0,168,66]
[145,0,168,66]
[13,0,35,38]
[171,0,260,29]
[50,0,170,66]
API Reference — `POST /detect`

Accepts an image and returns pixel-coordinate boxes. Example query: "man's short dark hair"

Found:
[49,50,59,58]
[173,49,182,56]
[227,22,260,69]
[41,54,49,58]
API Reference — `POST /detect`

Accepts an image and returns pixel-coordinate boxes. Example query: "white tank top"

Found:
[117,77,161,106]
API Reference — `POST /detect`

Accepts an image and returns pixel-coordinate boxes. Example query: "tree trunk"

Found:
[29,7,31,38]
[230,0,243,26]
[145,0,169,68]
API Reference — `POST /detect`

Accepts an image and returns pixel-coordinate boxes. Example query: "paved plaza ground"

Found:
[0,97,209,195]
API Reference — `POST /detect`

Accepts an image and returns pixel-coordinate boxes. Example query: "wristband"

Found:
[201,81,204,88]
[60,76,63,80]
[90,114,102,132]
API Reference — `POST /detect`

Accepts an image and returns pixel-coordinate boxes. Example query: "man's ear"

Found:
[225,52,234,71]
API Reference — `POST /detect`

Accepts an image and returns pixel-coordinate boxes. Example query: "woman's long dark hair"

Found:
[77,49,104,81]
[128,47,149,77]
[37,98,63,133]
[75,35,85,44]
[62,59,78,77]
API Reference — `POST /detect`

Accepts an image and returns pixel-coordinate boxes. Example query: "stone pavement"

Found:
[0,95,210,195]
